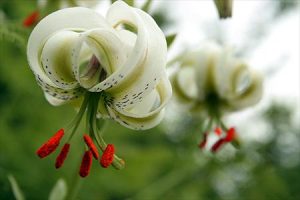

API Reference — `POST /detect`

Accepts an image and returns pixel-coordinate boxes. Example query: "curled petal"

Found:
[71,28,127,89]
[106,77,172,130]
[103,1,168,110]
[229,71,263,110]
[27,7,110,104]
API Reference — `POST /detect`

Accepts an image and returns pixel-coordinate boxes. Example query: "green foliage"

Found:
[166,33,177,49]
[7,175,25,200]
[213,0,233,18]
[0,24,26,49]
[49,179,67,200]
[123,0,134,7]
[141,0,153,13]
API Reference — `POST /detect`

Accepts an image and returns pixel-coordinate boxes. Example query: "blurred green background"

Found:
[1,0,299,199]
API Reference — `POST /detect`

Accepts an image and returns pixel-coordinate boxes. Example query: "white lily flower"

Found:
[171,42,262,115]
[170,42,263,152]
[28,1,171,130]
[27,1,171,174]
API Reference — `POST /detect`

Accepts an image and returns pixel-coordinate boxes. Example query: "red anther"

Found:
[55,143,70,169]
[198,132,208,149]
[100,144,115,168]
[83,134,99,159]
[211,138,226,153]
[79,150,93,178]
[224,127,235,142]
[214,127,222,136]
[36,129,64,158]
[23,11,39,27]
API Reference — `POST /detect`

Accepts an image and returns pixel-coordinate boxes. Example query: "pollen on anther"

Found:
[83,134,99,159]
[211,138,226,153]
[224,127,235,142]
[23,11,39,27]
[100,144,115,168]
[55,143,70,169]
[36,129,64,158]
[79,150,93,178]
[214,127,222,136]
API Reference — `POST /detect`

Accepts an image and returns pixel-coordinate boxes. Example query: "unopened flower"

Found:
[170,42,263,151]
[28,1,171,176]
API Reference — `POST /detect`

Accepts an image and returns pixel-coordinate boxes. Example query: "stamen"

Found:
[214,127,222,136]
[36,129,64,158]
[55,143,70,169]
[79,150,93,178]
[198,132,208,149]
[83,134,99,159]
[23,11,39,27]
[100,144,115,168]
[211,138,226,153]
[224,127,235,142]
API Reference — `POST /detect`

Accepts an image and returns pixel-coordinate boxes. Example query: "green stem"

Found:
[88,93,125,170]
[213,0,233,18]
[206,117,214,132]
[65,150,85,200]
[67,0,77,6]
[215,117,228,132]
[67,174,82,200]
[131,163,200,200]
[66,92,90,142]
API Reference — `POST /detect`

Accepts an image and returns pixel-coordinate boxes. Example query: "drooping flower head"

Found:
[27,1,172,177]
[170,42,263,152]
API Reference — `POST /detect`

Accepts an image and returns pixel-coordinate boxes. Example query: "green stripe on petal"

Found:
[41,30,80,89]
[229,71,263,110]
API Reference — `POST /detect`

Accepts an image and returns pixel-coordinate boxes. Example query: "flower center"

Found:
[79,54,108,89]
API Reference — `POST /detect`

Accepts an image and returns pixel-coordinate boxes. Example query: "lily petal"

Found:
[107,77,172,130]
[27,7,110,103]
[103,1,168,111]
[229,71,263,110]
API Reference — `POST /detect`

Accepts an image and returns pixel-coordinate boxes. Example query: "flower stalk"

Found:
[213,0,233,19]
